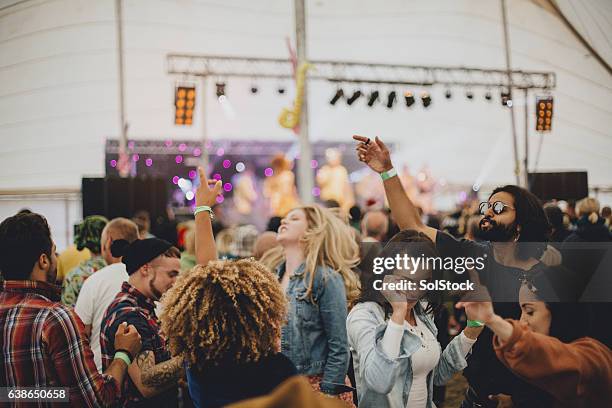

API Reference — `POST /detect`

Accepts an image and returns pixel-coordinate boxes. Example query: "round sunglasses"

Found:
[479,201,515,215]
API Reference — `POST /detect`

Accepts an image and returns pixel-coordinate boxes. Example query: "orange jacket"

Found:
[494,319,612,408]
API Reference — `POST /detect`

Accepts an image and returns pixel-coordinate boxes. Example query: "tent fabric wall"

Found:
[1,0,610,193]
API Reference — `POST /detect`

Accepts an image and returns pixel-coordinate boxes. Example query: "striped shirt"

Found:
[0,280,120,407]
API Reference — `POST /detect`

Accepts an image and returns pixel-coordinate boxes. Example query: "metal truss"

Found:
[167,54,556,90]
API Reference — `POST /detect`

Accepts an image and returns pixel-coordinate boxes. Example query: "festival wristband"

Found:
[194,205,215,220]
[114,351,132,366]
[380,167,397,181]
[467,320,485,328]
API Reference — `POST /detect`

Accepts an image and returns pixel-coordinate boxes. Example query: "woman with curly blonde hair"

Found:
[160,258,297,408]
[261,204,359,404]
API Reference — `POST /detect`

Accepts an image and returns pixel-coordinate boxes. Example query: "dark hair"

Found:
[356,230,442,317]
[349,205,362,223]
[0,213,53,280]
[543,204,564,230]
[490,185,550,259]
[266,216,282,233]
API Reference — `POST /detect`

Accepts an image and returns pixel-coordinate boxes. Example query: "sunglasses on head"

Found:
[479,201,515,215]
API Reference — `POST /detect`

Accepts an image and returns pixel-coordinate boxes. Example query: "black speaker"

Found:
[81,178,105,217]
[105,177,132,219]
[528,172,588,201]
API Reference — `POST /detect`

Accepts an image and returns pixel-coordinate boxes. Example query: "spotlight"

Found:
[445,89,452,99]
[175,85,196,126]
[386,91,397,109]
[501,90,512,107]
[466,90,474,100]
[367,91,380,107]
[347,90,362,105]
[485,91,492,101]
[404,91,415,107]
[330,88,344,105]
[277,87,285,94]
[250,86,258,94]
[421,92,432,108]
[535,96,554,132]
[215,82,226,98]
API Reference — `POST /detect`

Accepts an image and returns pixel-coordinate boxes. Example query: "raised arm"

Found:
[195,166,222,266]
[353,135,437,243]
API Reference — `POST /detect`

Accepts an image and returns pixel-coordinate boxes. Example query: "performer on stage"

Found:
[263,153,299,217]
[316,148,355,213]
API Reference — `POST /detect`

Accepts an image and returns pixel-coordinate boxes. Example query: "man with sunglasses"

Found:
[354,135,555,407]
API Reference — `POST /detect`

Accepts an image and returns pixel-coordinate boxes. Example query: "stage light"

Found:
[145,158,153,167]
[250,86,258,94]
[264,167,274,177]
[172,176,179,184]
[175,85,196,126]
[367,91,380,107]
[175,155,183,164]
[213,173,222,181]
[485,91,492,101]
[386,91,397,109]
[466,90,474,100]
[310,159,318,169]
[216,148,224,156]
[223,183,233,192]
[188,170,197,179]
[277,87,285,94]
[536,96,553,132]
[185,191,195,201]
[330,88,344,105]
[110,159,117,168]
[222,159,231,169]
[236,162,246,172]
[445,89,452,99]
[421,92,432,108]
[312,187,321,197]
[347,90,362,105]
[404,91,415,107]
[193,148,201,157]
[216,82,226,98]
[501,90,512,107]
[216,195,224,204]
[132,154,139,162]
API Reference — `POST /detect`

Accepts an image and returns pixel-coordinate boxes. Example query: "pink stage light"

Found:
[165,140,173,147]
[188,170,197,179]
[213,173,222,181]
[145,158,153,167]
[178,143,187,152]
[132,154,139,162]
[110,160,117,167]
[222,159,231,169]
[193,148,201,157]
[216,195,224,204]
[128,141,135,150]
[264,168,274,177]
[311,159,318,169]
[312,187,321,197]
[223,183,232,192]
[172,176,179,184]
[175,155,183,164]
[216,148,224,156]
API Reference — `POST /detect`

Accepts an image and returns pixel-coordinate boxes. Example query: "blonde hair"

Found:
[160,259,287,369]
[576,197,600,224]
[260,205,360,305]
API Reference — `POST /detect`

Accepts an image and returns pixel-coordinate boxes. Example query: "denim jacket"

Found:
[347,301,469,408]
[277,262,350,395]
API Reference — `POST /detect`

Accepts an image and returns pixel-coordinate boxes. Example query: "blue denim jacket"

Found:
[277,262,350,395]
[347,301,469,408]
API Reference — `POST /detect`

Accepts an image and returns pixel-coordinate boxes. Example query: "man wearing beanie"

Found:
[100,237,182,407]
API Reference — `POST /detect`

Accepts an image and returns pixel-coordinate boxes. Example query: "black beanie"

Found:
[111,238,173,275]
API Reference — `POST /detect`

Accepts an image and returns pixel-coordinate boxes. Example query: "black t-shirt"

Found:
[435,232,553,407]
[188,353,297,408]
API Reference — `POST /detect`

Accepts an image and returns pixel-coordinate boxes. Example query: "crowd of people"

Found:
[1,136,611,408]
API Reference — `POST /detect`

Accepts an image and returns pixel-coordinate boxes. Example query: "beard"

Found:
[478,216,518,242]
[149,271,163,301]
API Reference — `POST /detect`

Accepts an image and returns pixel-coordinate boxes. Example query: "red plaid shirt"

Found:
[0,280,120,407]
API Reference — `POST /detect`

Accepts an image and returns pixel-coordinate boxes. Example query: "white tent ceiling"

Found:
[1,0,611,191]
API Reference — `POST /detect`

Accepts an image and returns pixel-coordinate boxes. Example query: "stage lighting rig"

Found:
[347,90,362,105]
[277,87,286,94]
[330,88,344,105]
[175,85,196,126]
[386,91,397,109]
[501,90,512,107]
[421,92,432,108]
[250,85,258,94]
[536,96,553,132]
[404,91,415,107]
[485,91,492,101]
[367,91,380,107]
[466,90,474,100]
[445,89,452,99]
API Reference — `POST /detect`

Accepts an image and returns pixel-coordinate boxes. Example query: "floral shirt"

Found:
[61,256,107,307]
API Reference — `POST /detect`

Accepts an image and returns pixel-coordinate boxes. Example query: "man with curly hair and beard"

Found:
[161,258,297,408]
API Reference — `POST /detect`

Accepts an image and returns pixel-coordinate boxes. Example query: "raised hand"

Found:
[353,135,393,174]
[195,166,222,207]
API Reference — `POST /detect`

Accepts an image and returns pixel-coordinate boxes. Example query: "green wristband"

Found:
[380,167,397,181]
[194,205,215,220]
[114,351,131,366]
[467,320,485,328]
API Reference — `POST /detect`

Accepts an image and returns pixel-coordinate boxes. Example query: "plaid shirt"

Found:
[100,282,177,407]
[0,280,120,407]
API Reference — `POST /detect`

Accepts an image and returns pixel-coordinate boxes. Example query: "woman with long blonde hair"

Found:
[261,204,360,404]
